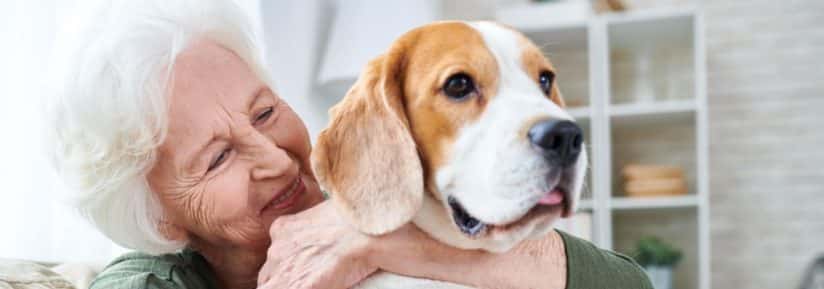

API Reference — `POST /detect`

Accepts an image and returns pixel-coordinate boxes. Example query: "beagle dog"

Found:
[312,21,587,289]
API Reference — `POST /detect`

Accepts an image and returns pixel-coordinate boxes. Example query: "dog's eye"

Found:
[443,73,476,100]
[539,70,555,96]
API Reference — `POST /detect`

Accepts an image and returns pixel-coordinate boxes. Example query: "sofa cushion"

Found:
[51,263,101,289]
[0,260,75,289]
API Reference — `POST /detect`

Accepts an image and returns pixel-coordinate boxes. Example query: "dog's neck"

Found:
[412,194,525,253]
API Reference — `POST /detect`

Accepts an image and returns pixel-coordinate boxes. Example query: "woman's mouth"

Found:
[260,175,306,215]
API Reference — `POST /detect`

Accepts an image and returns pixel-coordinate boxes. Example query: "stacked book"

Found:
[621,164,687,197]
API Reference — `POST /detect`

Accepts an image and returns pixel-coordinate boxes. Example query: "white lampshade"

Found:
[317,0,440,89]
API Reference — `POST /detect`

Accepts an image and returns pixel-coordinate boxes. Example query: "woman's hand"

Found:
[257,201,378,289]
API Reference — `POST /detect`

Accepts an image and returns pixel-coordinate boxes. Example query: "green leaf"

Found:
[630,236,683,266]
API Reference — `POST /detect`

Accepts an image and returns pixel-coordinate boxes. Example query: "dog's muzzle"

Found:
[527,120,583,167]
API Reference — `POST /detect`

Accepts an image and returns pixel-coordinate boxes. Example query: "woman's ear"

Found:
[312,46,424,236]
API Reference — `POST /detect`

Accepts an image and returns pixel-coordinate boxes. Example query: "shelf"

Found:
[490,7,708,288]
[609,99,696,118]
[612,208,699,289]
[611,195,698,210]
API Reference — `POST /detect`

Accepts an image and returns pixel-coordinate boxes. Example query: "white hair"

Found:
[48,0,272,254]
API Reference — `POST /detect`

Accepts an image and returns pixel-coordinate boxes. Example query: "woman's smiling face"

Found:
[147,40,324,250]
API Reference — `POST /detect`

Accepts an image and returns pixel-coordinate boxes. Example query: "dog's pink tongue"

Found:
[538,189,565,205]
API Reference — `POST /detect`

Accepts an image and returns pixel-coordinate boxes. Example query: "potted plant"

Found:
[632,237,683,289]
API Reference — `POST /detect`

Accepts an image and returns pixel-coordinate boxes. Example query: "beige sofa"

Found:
[0,260,101,289]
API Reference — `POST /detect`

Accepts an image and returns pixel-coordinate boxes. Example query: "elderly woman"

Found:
[49,1,651,289]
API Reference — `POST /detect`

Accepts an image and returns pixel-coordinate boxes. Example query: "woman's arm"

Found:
[372,226,654,289]
[371,226,567,289]
[256,201,565,289]
[257,201,651,289]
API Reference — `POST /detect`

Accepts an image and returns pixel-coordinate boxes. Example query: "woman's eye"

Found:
[254,107,274,125]
[207,148,231,172]
[442,73,476,101]
[539,70,555,96]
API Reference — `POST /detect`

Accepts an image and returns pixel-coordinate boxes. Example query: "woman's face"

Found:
[147,40,324,251]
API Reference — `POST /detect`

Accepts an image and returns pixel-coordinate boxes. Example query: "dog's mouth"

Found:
[448,196,487,236]
[447,185,570,237]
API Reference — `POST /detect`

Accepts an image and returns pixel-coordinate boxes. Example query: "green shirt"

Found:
[90,230,652,289]
[90,248,219,289]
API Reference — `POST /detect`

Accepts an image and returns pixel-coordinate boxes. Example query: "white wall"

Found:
[260,0,336,140]
[0,0,122,264]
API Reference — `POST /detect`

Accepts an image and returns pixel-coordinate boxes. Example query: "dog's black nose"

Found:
[528,120,583,167]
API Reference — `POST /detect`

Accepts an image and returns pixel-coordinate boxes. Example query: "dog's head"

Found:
[312,21,587,252]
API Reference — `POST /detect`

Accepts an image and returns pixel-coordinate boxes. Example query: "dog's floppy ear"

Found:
[312,45,423,235]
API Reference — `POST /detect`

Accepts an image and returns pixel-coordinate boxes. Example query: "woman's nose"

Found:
[250,134,295,181]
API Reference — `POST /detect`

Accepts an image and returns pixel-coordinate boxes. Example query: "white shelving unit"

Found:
[497,6,710,289]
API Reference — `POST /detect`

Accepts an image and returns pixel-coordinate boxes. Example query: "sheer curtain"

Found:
[0,0,263,264]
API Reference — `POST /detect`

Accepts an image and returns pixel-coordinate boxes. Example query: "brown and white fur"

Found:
[311,21,587,289]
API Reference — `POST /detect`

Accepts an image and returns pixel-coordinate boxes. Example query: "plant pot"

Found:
[644,265,673,289]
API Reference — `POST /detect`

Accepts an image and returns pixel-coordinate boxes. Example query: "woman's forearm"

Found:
[372,228,567,289]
